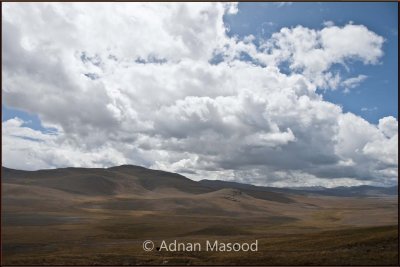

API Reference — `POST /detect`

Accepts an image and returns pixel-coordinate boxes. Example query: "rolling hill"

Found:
[1,165,398,265]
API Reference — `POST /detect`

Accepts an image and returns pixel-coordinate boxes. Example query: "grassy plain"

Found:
[2,166,398,265]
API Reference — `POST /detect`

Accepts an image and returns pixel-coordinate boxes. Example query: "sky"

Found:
[2,2,398,188]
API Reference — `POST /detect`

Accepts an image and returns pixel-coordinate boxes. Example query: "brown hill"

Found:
[1,165,398,265]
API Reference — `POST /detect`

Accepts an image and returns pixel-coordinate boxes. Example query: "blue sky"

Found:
[223,2,398,124]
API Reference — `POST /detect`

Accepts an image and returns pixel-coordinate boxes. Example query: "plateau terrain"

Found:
[1,165,398,265]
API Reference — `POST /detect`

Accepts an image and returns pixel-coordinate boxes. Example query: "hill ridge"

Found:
[2,165,397,197]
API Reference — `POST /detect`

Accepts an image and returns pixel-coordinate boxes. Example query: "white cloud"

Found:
[224,2,238,14]
[361,106,378,112]
[335,113,397,183]
[341,74,368,93]
[2,3,397,187]
[269,171,375,188]
[252,24,384,89]
[2,118,128,170]
[363,134,397,166]
[274,2,293,8]
[322,21,335,27]
[378,116,398,138]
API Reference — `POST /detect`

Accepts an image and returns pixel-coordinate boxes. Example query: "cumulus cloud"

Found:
[2,118,128,170]
[378,116,398,138]
[255,25,384,87]
[2,3,397,187]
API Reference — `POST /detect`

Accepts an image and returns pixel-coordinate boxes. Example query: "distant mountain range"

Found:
[200,179,398,197]
[2,165,397,198]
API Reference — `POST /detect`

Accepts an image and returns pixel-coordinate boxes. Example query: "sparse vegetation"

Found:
[2,166,398,265]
